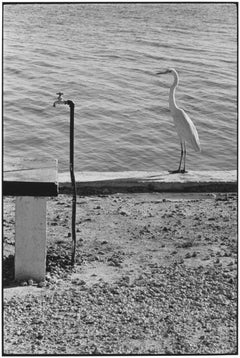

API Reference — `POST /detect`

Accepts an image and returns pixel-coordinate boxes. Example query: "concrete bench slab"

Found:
[3,158,58,196]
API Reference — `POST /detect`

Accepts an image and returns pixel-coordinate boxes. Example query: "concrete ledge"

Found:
[3,159,58,196]
[58,170,237,195]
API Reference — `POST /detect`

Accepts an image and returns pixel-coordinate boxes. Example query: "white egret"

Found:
[157,68,201,173]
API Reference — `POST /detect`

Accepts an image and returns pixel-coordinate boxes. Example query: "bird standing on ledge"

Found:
[157,68,201,173]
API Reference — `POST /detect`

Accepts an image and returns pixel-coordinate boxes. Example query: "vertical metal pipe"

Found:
[66,100,77,265]
[53,94,77,265]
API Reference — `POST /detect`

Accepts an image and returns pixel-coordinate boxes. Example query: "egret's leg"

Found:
[178,142,184,172]
[169,142,183,174]
[181,142,187,173]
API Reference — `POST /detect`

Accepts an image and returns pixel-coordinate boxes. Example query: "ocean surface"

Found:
[3,3,237,173]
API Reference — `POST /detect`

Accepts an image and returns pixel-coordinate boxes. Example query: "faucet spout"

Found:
[53,92,66,107]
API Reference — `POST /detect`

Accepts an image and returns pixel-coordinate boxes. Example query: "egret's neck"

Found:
[169,73,179,113]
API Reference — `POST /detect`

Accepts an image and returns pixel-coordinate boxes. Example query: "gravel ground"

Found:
[3,192,237,355]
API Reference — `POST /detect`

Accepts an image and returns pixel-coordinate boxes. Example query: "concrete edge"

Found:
[58,170,237,195]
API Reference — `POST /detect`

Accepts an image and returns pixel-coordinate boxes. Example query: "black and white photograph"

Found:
[3,1,237,355]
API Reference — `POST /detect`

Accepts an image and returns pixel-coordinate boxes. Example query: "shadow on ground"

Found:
[3,242,79,288]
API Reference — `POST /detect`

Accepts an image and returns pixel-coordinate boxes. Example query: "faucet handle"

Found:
[53,92,65,107]
[56,92,64,99]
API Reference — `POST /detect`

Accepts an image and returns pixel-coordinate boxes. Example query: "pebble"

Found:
[37,281,46,288]
[36,333,44,340]
[202,255,210,261]
[119,209,130,216]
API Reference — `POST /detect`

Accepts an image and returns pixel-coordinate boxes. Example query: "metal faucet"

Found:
[53,92,66,107]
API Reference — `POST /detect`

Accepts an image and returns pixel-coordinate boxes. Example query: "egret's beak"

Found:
[156,69,170,75]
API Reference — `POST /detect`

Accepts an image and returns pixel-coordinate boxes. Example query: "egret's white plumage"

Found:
[157,68,201,173]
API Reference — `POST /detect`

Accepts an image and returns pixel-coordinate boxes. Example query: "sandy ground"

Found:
[3,192,237,355]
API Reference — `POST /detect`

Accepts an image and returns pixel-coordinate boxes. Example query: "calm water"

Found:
[3,3,237,173]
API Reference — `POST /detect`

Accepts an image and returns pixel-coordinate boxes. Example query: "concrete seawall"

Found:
[58,170,237,195]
